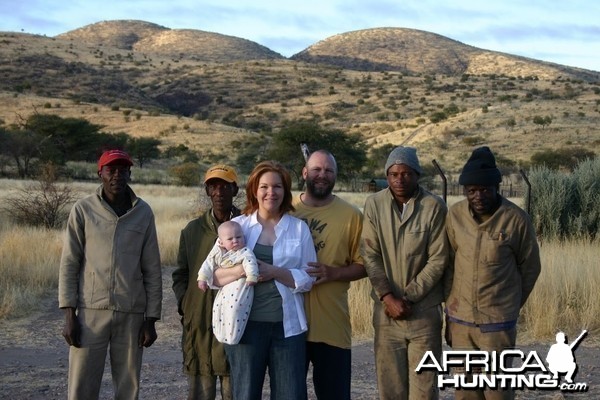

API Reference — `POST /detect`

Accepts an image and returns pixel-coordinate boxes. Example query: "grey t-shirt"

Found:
[249,243,283,322]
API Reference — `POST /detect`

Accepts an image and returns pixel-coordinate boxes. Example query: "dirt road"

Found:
[0,267,597,399]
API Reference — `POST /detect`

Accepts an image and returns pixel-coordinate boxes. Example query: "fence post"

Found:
[432,159,447,203]
[519,169,532,215]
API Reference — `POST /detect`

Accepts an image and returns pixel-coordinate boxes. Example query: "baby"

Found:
[197,220,259,291]
[197,220,258,344]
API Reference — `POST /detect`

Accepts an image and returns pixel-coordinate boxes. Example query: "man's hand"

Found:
[306,262,338,284]
[382,294,412,320]
[138,319,158,348]
[62,307,81,347]
[444,314,452,347]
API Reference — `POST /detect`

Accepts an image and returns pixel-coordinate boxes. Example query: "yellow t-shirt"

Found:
[291,195,363,349]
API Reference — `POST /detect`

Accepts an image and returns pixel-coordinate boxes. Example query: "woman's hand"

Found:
[257,260,275,281]
[257,260,295,287]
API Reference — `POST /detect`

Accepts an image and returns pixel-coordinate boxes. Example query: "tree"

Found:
[0,128,44,178]
[235,136,270,175]
[366,143,396,175]
[25,114,107,163]
[267,119,367,188]
[128,137,161,168]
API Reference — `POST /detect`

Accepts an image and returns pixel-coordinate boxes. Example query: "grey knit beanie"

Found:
[458,146,502,186]
[385,146,422,175]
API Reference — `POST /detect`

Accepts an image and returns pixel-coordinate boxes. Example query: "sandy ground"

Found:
[0,266,597,399]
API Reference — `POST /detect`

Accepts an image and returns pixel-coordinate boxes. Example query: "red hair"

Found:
[242,160,295,216]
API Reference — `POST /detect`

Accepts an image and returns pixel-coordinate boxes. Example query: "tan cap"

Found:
[204,164,238,184]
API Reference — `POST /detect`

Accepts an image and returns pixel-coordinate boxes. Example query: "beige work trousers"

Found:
[68,308,145,400]
[373,304,442,400]
[448,321,517,400]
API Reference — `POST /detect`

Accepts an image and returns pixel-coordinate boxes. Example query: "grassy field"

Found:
[0,179,597,343]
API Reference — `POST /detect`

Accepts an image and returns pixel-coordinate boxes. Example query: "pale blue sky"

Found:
[2,0,599,71]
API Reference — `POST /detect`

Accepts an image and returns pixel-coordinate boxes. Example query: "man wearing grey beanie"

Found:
[445,146,541,400]
[361,146,449,399]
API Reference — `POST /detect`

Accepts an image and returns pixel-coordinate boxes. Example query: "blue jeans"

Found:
[306,341,351,400]
[224,320,307,400]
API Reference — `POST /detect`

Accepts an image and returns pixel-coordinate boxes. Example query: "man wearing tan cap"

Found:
[172,164,240,400]
[59,149,163,399]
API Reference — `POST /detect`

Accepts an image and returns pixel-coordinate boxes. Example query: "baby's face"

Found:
[219,225,245,251]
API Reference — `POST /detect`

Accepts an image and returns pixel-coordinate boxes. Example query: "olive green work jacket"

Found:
[172,208,239,376]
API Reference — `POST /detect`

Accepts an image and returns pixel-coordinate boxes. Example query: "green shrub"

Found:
[570,157,600,239]
[528,166,576,239]
[527,157,600,240]
[169,162,201,186]
[530,147,595,171]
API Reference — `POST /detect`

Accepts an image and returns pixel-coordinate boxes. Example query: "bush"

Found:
[527,157,600,240]
[527,166,575,239]
[429,111,447,123]
[1,164,78,229]
[169,162,201,186]
[530,147,596,171]
[570,157,600,239]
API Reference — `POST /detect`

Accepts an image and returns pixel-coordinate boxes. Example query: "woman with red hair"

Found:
[213,160,316,400]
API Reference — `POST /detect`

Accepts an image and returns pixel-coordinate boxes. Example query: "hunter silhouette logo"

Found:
[416,329,589,392]
[546,330,587,384]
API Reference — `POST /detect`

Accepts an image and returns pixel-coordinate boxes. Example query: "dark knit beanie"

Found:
[458,146,502,186]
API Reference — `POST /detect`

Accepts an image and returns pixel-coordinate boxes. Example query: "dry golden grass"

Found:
[0,180,597,343]
[0,221,63,318]
[520,239,600,342]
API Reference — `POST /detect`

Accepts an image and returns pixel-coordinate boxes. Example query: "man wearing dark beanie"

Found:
[444,146,541,400]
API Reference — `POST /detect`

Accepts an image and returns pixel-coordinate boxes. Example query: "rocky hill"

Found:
[0,20,599,174]
[56,20,168,50]
[292,27,599,81]
[57,20,284,62]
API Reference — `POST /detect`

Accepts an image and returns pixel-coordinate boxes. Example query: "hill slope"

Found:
[292,28,599,81]
[57,20,284,62]
[0,21,599,175]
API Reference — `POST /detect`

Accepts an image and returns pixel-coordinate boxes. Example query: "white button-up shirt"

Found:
[233,212,316,337]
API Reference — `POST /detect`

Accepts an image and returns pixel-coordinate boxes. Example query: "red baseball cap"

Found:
[98,150,133,172]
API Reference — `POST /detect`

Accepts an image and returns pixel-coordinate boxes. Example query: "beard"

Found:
[306,177,334,199]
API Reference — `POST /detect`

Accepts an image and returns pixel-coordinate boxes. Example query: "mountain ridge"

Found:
[1,19,598,173]
[49,20,598,79]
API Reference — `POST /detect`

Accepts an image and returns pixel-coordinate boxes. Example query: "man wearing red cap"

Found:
[59,149,163,399]
[172,164,240,400]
